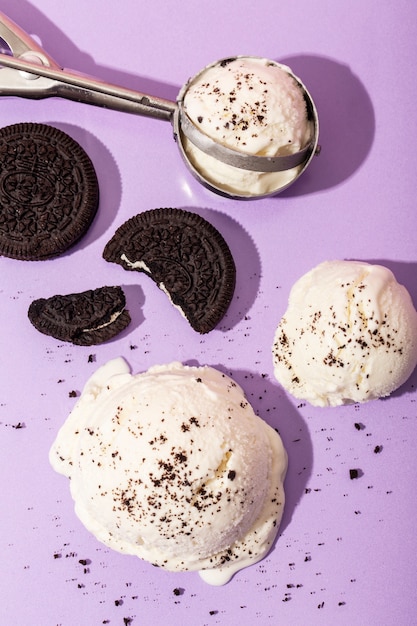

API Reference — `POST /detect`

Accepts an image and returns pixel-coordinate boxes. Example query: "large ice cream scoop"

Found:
[272,260,417,407]
[0,11,319,199]
[49,358,287,585]
[175,56,318,197]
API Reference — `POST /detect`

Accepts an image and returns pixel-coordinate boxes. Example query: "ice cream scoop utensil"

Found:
[0,11,319,197]
[0,12,175,120]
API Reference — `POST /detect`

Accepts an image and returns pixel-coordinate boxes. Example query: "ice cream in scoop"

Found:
[178,56,317,197]
[272,260,417,407]
[49,358,287,585]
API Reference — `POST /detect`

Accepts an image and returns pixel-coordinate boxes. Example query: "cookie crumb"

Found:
[173,588,184,596]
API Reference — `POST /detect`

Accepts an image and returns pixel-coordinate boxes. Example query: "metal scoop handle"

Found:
[0,11,176,121]
[0,52,176,121]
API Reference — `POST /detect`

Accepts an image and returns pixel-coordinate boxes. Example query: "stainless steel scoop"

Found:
[0,11,319,199]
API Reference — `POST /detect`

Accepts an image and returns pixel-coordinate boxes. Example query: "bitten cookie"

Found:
[103,208,236,333]
[28,286,130,345]
[0,123,99,260]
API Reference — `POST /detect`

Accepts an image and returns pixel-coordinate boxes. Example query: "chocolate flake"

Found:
[173,587,184,596]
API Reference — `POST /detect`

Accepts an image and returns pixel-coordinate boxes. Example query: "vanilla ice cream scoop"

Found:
[272,260,417,407]
[176,56,319,198]
[50,358,287,585]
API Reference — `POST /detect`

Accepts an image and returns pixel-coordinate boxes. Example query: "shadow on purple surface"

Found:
[278,54,375,197]
[116,283,146,340]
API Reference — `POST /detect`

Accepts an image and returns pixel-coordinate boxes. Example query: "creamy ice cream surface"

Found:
[180,56,315,197]
[272,260,417,407]
[50,358,287,585]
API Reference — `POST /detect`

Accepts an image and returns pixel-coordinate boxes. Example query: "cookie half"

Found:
[103,208,236,333]
[0,123,99,260]
[28,286,130,345]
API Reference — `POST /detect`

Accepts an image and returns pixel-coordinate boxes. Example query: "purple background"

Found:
[1,1,416,624]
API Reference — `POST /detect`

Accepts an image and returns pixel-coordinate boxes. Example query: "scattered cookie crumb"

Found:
[173,588,184,596]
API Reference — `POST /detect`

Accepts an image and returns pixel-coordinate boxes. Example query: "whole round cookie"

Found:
[0,123,99,260]
[103,208,236,333]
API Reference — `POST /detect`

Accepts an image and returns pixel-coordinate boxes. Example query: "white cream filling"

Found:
[120,254,187,320]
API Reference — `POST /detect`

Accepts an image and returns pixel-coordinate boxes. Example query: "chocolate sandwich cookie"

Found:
[0,123,99,260]
[103,208,236,333]
[28,286,130,345]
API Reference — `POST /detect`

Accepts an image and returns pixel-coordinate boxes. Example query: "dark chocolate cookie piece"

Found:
[0,123,99,260]
[28,286,130,345]
[103,208,236,333]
